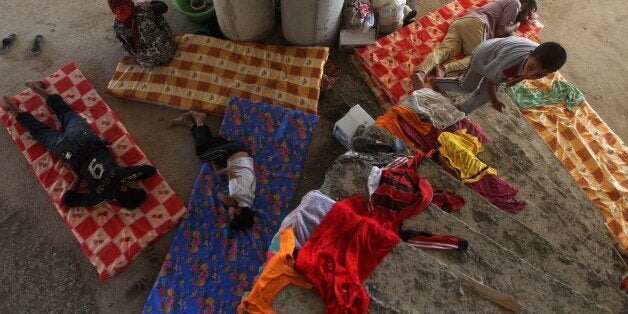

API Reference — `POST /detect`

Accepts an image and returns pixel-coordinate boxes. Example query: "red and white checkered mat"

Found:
[0,62,187,281]
[355,0,544,105]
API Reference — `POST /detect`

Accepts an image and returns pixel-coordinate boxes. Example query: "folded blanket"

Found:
[277,190,336,250]
[354,0,543,105]
[0,62,187,281]
[513,74,628,252]
[144,97,319,313]
[107,34,329,115]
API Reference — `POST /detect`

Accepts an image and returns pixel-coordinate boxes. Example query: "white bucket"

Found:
[281,0,344,46]
[213,0,276,42]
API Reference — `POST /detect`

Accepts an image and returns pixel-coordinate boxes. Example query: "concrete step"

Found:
[410,204,627,312]
[275,242,606,313]
[463,95,624,281]
[273,246,518,314]
[420,159,627,309]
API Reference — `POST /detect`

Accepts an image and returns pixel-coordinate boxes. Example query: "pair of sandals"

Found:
[0,34,44,55]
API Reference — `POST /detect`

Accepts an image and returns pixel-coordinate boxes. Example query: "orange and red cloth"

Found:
[107,34,329,115]
[513,72,628,253]
[0,62,187,281]
[354,0,543,108]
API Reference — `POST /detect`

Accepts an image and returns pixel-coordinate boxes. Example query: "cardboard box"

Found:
[339,28,378,50]
[333,105,375,149]
[339,9,380,50]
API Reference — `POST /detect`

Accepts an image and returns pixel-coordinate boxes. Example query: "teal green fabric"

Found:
[505,79,585,110]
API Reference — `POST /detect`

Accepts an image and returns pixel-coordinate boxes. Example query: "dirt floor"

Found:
[0,0,626,313]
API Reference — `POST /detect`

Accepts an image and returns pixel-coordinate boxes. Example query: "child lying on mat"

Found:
[2,81,157,209]
[108,0,176,67]
[416,37,566,114]
[170,111,256,230]
[412,0,538,86]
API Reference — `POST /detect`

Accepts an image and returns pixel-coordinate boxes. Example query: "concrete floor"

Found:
[0,0,625,312]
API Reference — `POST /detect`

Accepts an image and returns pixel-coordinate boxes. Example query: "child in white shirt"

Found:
[170,111,256,230]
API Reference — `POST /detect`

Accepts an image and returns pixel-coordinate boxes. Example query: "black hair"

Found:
[522,0,537,12]
[212,157,228,169]
[530,42,567,72]
[230,207,255,230]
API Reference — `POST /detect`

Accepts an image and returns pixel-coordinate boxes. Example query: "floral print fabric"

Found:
[144,97,318,313]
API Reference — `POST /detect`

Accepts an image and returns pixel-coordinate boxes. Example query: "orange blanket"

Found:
[517,73,628,253]
[354,0,543,106]
[107,34,329,115]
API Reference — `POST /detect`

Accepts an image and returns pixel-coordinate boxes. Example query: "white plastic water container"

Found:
[281,0,344,46]
[213,0,276,42]
[333,105,375,149]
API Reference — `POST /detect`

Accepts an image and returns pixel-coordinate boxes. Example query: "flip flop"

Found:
[30,35,43,55]
[0,34,17,54]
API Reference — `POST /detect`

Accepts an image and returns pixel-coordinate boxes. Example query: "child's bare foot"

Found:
[168,111,194,128]
[2,95,21,115]
[190,111,206,126]
[24,80,50,98]
[24,80,46,89]
[411,72,425,90]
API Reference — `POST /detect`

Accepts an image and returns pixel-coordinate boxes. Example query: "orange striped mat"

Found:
[107,34,329,115]
[517,73,628,253]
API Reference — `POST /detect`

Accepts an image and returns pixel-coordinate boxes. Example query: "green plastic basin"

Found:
[172,0,215,24]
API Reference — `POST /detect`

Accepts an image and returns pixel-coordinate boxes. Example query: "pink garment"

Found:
[455,118,490,144]
[398,115,443,151]
[466,174,526,213]
[439,159,525,213]
[397,116,489,153]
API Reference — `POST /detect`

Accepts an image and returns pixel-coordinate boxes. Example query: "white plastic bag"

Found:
[370,0,404,9]
[376,1,405,34]
[399,88,466,129]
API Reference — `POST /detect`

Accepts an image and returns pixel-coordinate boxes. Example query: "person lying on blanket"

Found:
[2,81,157,209]
[169,111,256,230]
[416,37,566,114]
[108,0,176,67]
[412,0,537,88]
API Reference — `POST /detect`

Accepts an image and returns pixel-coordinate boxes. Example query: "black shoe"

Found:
[30,35,43,55]
[403,10,418,26]
[0,34,16,54]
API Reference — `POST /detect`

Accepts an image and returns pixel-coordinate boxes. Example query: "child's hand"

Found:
[217,192,235,206]
[491,101,505,112]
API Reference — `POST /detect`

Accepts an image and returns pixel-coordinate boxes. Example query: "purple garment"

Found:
[467,174,526,213]
[464,0,520,39]
[455,118,490,144]
[438,149,526,214]
[398,115,443,152]
[397,117,489,152]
